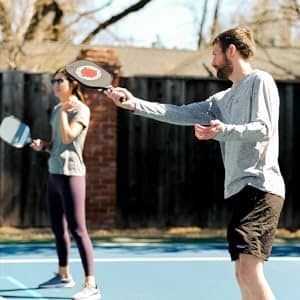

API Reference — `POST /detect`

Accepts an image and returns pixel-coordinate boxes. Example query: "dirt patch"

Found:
[1,226,300,244]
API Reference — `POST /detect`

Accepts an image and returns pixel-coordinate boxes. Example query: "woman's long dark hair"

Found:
[53,66,86,102]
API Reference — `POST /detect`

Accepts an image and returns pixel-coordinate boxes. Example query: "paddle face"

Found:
[65,60,113,90]
[0,116,32,148]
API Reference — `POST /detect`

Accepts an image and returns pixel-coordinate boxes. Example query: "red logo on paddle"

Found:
[76,65,101,80]
[81,67,97,78]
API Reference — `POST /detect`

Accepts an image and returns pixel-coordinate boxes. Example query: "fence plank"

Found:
[21,73,56,226]
[277,82,294,227]
[0,72,24,226]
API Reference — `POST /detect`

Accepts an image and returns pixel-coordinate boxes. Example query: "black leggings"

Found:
[47,174,94,276]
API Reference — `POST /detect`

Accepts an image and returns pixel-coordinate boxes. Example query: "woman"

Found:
[31,67,101,300]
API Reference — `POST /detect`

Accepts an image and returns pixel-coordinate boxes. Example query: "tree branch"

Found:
[80,0,153,44]
[255,39,297,78]
[64,0,113,30]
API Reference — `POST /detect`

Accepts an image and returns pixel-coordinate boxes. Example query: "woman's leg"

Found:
[47,174,71,275]
[61,176,95,282]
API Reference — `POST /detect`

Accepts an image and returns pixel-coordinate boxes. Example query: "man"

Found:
[106,27,285,300]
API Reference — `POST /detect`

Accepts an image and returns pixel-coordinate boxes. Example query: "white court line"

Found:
[0,276,48,300]
[1,256,300,264]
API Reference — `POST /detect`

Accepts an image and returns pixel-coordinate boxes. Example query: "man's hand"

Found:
[105,87,136,111]
[194,120,222,140]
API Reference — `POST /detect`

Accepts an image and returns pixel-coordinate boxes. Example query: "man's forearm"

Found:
[133,98,212,126]
[215,121,270,142]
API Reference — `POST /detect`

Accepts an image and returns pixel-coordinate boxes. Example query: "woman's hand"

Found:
[61,96,78,112]
[30,139,45,151]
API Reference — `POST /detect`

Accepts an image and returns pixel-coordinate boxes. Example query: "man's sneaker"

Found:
[39,273,75,288]
[72,284,101,300]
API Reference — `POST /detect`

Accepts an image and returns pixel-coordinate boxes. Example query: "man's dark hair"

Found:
[212,27,255,59]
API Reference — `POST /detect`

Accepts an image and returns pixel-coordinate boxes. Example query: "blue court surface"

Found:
[1,240,300,299]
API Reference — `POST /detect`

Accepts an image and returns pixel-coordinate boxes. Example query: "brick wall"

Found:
[77,47,121,229]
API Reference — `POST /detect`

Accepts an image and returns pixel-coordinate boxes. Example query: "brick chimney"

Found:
[77,47,121,229]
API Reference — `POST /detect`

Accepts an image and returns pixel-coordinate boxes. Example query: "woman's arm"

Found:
[59,97,84,144]
[60,110,84,144]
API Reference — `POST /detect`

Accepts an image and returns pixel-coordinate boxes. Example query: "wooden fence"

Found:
[0,72,56,227]
[0,72,299,228]
[117,76,300,228]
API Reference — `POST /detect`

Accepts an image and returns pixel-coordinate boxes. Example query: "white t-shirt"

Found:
[48,98,90,176]
[133,70,285,199]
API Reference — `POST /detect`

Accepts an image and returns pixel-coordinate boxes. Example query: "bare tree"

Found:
[0,0,154,69]
[0,0,37,68]
[0,0,70,68]
[238,0,300,47]
[0,1,13,43]
[197,0,209,48]
[24,0,64,42]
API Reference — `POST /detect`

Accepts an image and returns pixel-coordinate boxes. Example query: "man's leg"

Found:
[235,253,275,300]
[227,187,283,300]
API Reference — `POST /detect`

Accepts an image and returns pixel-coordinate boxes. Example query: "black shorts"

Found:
[227,185,284,261]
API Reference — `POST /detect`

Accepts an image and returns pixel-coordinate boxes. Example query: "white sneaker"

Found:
[72,284,101,300]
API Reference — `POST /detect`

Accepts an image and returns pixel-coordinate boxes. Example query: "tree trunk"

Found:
[197,0,208,48]
[210,0,222,40]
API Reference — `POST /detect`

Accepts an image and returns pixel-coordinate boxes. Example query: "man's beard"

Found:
[216,57,233,80]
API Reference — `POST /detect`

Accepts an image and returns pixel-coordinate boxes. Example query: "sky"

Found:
[74,0,253,50]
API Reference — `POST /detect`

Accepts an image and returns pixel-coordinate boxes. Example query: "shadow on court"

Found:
[0,293,69,299]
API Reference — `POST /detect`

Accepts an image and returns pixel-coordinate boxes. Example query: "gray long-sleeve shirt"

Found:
[133,70,285,199]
